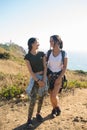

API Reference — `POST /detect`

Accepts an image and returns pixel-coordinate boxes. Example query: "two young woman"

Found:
[24,35,68,127]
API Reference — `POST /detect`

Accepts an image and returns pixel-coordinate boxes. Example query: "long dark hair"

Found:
[50,35,63,49]
[28,37,37,53]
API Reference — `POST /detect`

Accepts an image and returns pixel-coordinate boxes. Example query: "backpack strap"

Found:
[47,49,65,64]
[46,49,52,61]
[61,50,65,64]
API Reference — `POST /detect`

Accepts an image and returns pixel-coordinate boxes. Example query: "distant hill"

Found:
[0,43,26,60]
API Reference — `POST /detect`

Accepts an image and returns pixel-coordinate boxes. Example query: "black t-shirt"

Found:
[24,51,45,73]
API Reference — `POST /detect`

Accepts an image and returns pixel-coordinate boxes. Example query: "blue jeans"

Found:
[26,74,48,97]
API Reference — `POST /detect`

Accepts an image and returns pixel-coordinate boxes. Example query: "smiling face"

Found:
[53,42,60,52]
[32,39,39,50]
[50,36,60,51]
[28,37,40,52]
[50,35,63,50]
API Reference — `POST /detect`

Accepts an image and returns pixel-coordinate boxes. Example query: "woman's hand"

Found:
[38,80,45,87]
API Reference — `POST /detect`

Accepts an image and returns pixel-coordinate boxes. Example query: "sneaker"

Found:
[36,114,43,122]
[51,108,57,118]
[27,119,34,128]
[56,107,61,116]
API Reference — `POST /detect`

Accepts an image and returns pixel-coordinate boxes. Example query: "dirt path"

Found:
[0,88,87,130]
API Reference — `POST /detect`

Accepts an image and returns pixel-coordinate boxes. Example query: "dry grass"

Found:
[66,69,87,81]
[0,47,6,53]
[0,59,29,92]
[0,59,28,75]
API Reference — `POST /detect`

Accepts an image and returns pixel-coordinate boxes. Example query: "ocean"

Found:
[67,51,87,72]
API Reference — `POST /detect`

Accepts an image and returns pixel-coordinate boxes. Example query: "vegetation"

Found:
[75,70,87,74]
[0,43,26,62]
[67,80,87,89]
[0,43,26,54]
[0,43,87,100]
[66,70,87,89]
[0,71,87,100]
[0,52,10,59]
[0,85,24,100]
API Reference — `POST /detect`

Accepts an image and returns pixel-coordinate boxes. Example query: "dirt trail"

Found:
[0,88,87,130]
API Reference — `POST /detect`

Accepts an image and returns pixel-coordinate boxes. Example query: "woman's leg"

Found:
[28,85,38,120]
[36,95,44,122]
[51,82,61,108]
[37,96,44,114]
[49,80,62,117]
[50,91,56,109]
[28,96,36,119]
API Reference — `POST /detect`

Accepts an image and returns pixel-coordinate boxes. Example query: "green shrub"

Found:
[75,70,87,74]
[0,52,10,59]
[0,85,23,99]
[0,72,5,80]
[68,80,87,88]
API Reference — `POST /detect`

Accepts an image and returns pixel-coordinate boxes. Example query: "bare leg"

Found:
[50,81,62,109]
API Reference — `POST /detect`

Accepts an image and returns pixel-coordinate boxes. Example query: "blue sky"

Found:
[0,0,87,52]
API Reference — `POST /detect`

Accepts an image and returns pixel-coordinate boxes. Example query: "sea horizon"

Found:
[67,51,87,72]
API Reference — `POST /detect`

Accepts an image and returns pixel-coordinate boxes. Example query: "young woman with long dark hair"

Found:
[24,37,47,127]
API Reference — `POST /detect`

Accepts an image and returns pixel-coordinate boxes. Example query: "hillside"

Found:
[0,43,28,93]
[0,43,26,60]
[0,44,87,130]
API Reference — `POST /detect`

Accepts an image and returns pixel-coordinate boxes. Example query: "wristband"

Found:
[36,79,40,82]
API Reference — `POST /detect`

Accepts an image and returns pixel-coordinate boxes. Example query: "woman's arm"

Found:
[60,57,68,78]
[42,55,47,82]
[55,57,68,85]
[25,60,39,81]
[25,59,45,87]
